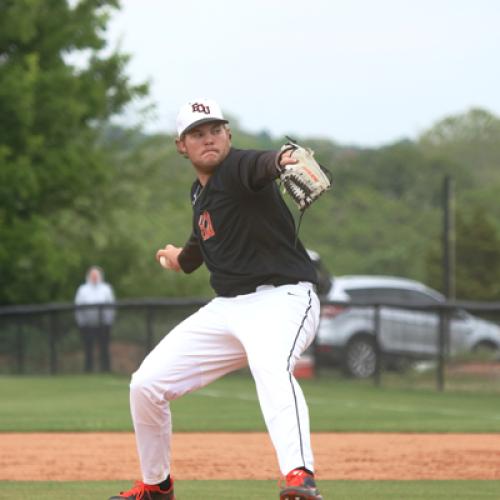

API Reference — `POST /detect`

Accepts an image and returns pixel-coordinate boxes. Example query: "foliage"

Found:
[455,207,500,300]
[2,4,500,307]
[421,110,500,299]
[425,208,500,301]
[298,141,467,281]
[420,108,500,185]
[0,0,148,304]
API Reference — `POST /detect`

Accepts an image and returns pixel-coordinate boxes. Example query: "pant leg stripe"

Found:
[286,289,312,468]
[286,290,312,371]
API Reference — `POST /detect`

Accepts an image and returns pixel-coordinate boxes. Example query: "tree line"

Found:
[1,0,500,305]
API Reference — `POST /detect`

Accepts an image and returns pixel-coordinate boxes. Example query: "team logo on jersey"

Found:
[198,210,215,240]
[191,103,210,114]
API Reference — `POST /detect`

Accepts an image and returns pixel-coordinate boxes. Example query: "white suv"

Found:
[316,275,500,378]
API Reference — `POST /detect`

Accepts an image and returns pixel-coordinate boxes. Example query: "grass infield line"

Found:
[1,373,499,433]
[193,388,500,421]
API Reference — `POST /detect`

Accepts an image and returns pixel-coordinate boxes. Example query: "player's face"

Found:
[177,122,231,176]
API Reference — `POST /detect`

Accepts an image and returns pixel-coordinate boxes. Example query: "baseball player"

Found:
[109,98,323,500]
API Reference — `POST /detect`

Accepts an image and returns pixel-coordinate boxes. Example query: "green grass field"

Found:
[1,372,499,499]
[0,371,499,432]
[1,480,500,500]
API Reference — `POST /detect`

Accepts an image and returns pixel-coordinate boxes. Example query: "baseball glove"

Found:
[276,137,332,210]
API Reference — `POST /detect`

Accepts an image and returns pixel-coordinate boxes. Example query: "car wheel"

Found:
[343,336,377,378]
[473,341,499,361]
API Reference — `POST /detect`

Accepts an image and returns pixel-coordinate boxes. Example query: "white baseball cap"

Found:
[176,98,228,137]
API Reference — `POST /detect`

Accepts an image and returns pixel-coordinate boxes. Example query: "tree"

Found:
[0,0,148,304]
[419,108,500,185]
[425,206,500,300]
[455,207,500,300]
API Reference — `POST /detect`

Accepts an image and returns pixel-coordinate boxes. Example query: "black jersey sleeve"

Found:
[221,149,280,193]
[177,232,204,273]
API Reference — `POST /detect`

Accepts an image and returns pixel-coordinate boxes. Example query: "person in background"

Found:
[74,266,116,373]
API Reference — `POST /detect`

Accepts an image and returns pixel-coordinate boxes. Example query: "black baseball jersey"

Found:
[177,147,318,297]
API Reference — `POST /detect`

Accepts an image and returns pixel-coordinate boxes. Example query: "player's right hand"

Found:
[156,244,182,272]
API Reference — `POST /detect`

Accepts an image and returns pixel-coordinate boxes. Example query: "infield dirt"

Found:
[1,432,499,481]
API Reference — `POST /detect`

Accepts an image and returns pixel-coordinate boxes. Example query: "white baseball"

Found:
[160,256,169,268]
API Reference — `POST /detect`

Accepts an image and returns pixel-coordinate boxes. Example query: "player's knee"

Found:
[129,371,160,403]
[130,370,180,403]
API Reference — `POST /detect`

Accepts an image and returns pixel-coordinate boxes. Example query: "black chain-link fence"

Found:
[1,299,499,391]
[0,300,205,376]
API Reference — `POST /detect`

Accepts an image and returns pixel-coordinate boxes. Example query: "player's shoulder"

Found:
[219,147,275,170]
[225,147,262,160]
[218,147,244,166]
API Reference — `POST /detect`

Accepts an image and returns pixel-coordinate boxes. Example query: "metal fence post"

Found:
[146,306,155,355]
[442,175,456,301]
[49,311,59,375]
[437,307,447,391]
[373,304,382,387]
[16,319,25,374]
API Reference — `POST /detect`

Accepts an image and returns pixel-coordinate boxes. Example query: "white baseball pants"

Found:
[129,281,320,484]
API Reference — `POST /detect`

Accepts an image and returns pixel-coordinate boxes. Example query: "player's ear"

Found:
[226,126,232,141]
[175,137,188,158]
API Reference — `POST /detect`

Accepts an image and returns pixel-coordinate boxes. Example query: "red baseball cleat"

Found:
[279,468,323,500]
[108,480,174,500]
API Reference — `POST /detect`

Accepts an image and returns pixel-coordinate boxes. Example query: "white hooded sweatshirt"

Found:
[74,268,116,327]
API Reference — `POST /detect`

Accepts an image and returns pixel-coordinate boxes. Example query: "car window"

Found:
[401,289,441,306]
[345,287,441,306]
[344,288,375,303]
[345,288,406,304]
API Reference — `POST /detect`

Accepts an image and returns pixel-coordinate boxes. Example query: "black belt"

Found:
[266,278,300,287]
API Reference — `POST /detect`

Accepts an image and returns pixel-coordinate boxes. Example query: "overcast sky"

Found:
[105,0,500,147]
